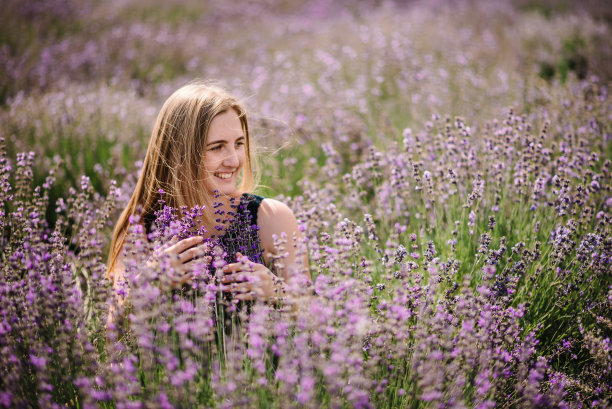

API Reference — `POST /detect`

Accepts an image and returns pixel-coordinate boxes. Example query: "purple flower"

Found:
[30,354,47,369]
[158,392,174,409]
[421,390,442,402]
[0,392,12,407]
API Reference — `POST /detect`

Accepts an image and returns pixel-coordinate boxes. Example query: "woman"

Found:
[106,81,309,308]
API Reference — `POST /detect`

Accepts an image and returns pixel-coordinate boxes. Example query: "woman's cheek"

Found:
[203,155,221,172]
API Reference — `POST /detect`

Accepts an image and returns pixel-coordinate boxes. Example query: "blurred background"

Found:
[2,0,611,215]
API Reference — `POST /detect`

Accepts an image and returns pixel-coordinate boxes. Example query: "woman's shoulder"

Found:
[258,198,296,221]
[256,198,300,246]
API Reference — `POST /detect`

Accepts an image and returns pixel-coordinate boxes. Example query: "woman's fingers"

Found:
[234,292,255,301]
[176,254,211,274]
[159,236,209,267]
[166,236,204,255]
[218,257,276,301]
[222,272,248,284]
[221,281,251,294]
[223,259,254,274]
[145,236,212,291]
[178,242,210,264]
[157,235,179,254]
[222,263,244,274]
[221,265,274,300]
[198,255,212,265]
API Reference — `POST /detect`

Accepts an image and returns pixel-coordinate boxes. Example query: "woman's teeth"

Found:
[216,172,233,179]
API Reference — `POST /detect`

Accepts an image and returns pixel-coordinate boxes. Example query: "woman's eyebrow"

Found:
[206,140,225,146]
[206,136,245,146]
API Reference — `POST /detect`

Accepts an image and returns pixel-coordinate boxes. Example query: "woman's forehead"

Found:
[207,111,244,141]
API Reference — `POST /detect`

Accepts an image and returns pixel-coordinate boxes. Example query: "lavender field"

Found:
[1,0,611,407]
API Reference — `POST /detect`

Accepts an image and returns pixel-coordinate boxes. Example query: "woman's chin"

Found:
[208,183,238,197]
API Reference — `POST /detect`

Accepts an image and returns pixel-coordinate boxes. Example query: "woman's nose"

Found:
[223,148,239,167]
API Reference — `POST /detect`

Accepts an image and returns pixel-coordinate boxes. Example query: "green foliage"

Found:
[1,85,154,227]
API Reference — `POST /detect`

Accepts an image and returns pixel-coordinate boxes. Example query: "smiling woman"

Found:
[106,81,310,319]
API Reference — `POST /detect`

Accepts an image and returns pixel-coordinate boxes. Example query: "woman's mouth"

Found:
[215,172,233,180]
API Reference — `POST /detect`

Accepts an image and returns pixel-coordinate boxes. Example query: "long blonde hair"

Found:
[106,81,256,279]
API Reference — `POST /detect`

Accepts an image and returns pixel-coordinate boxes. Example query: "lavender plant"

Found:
[0,137,114,408]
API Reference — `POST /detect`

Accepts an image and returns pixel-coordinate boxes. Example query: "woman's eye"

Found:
[209,145,222,151]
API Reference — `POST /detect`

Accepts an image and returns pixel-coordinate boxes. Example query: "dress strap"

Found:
[242,193,264,226]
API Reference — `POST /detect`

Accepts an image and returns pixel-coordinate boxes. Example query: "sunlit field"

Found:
[1,0,611,407]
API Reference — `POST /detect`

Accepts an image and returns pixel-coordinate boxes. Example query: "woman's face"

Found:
[201,109,246,196]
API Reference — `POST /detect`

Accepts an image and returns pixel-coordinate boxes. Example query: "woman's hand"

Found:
[146,236,211,290]
[221,252,281,301]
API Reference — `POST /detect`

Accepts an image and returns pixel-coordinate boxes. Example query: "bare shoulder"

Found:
[257,199,297,234]
[258,198,297,224]
[257,198,300,250]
